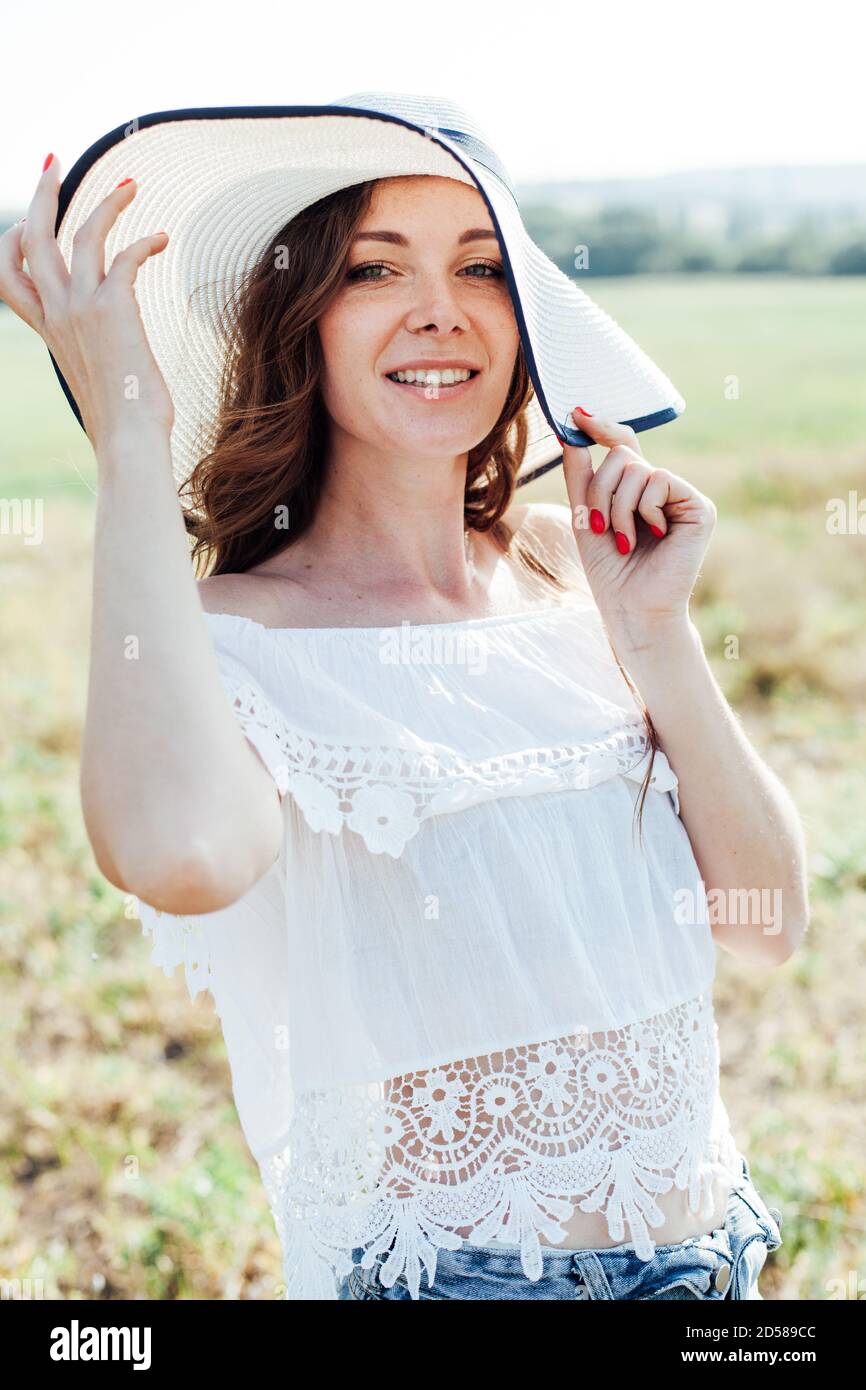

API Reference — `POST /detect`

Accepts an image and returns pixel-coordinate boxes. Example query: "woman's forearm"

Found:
[81,425,283,912]
[611,616,810,966]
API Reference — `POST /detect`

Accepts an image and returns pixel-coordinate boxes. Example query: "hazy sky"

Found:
[2,0,862,210]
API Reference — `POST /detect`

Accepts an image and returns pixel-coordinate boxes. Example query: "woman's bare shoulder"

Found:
[502,500,584,580]
[196,572,307,626]
[504,499,575,544]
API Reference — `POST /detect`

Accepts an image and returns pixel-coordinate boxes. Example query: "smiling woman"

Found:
[3,90,799,1305]
[345,211,509,403]
[180,174,534,585]
[313,177,523,516]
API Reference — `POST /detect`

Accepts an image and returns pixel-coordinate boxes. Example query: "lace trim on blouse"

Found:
[223,676,680,855]
[253,992,742,1300]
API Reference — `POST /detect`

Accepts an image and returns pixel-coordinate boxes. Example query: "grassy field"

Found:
[1,275,865,1300]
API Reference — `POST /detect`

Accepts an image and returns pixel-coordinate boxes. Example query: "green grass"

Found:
[2,277,865,1300]
[579,275,866,462]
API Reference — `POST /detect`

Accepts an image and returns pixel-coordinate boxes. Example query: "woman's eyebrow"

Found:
[352,229,499,246]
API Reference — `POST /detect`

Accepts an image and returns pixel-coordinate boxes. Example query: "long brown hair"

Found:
[180,177,660,843]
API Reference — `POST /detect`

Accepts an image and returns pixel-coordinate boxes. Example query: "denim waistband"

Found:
[345,1150,784,1301]
[447,1157,748,1265]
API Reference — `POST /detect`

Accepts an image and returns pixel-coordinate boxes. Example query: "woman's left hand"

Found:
[561,407,717,651]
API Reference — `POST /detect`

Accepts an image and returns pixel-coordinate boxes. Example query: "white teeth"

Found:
[388,368,474,385]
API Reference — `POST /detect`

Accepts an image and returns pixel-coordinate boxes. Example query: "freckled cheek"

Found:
[318,305,393,394]
[318,372,371,438]
[316,330,370,421]
[317,350,391,440]
[481,302,520,383]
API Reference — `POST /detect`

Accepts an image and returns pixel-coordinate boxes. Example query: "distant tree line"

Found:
[1,205,864,292]
[522,203,866,276]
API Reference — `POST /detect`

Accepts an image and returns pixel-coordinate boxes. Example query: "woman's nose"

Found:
[404,277,473,333]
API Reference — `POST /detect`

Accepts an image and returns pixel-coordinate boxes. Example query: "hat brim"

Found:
[51,103,685,494]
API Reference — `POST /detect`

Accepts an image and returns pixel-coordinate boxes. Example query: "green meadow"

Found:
[1,274,864,1299]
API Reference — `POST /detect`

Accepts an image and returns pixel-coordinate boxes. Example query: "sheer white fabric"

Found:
[136,586,743,1300]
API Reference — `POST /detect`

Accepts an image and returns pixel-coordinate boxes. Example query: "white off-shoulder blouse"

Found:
[135,582,743,1300]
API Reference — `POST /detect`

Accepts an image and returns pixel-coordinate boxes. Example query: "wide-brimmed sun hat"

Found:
[49,91,685,494]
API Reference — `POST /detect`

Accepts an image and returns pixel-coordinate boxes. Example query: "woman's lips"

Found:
[384,372,480,400]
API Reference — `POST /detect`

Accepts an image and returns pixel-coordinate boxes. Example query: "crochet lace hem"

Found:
[255,993,740,1300]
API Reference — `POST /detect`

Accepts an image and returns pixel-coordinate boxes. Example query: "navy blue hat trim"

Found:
[516,404,684,488]
[435,127,517,200]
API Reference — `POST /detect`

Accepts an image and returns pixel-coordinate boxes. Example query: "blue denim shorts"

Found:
[337,1152,783,1301]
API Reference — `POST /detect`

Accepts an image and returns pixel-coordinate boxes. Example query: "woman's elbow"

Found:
[99,827,280,915]
[768,897,811,965]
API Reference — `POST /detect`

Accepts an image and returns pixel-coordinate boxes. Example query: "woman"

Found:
[1,94,806,1301]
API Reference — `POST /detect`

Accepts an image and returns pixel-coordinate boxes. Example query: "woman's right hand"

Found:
[0,152,175,450]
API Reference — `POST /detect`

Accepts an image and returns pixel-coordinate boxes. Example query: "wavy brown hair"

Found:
[180,176,660,842]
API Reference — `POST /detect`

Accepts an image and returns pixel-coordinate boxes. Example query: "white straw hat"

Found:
[50,91,685,493]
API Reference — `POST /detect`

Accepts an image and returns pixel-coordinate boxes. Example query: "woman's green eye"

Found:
[347,260,504,282]
[462,261,504,278]
[348,261,389,281]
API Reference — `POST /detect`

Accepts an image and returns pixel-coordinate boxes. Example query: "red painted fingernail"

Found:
[615,531,631,554]
[42,152,54,172]
[575,406,593,416]
[116,177,134,188]
[650,524,665,538]
[590,509,606,534]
